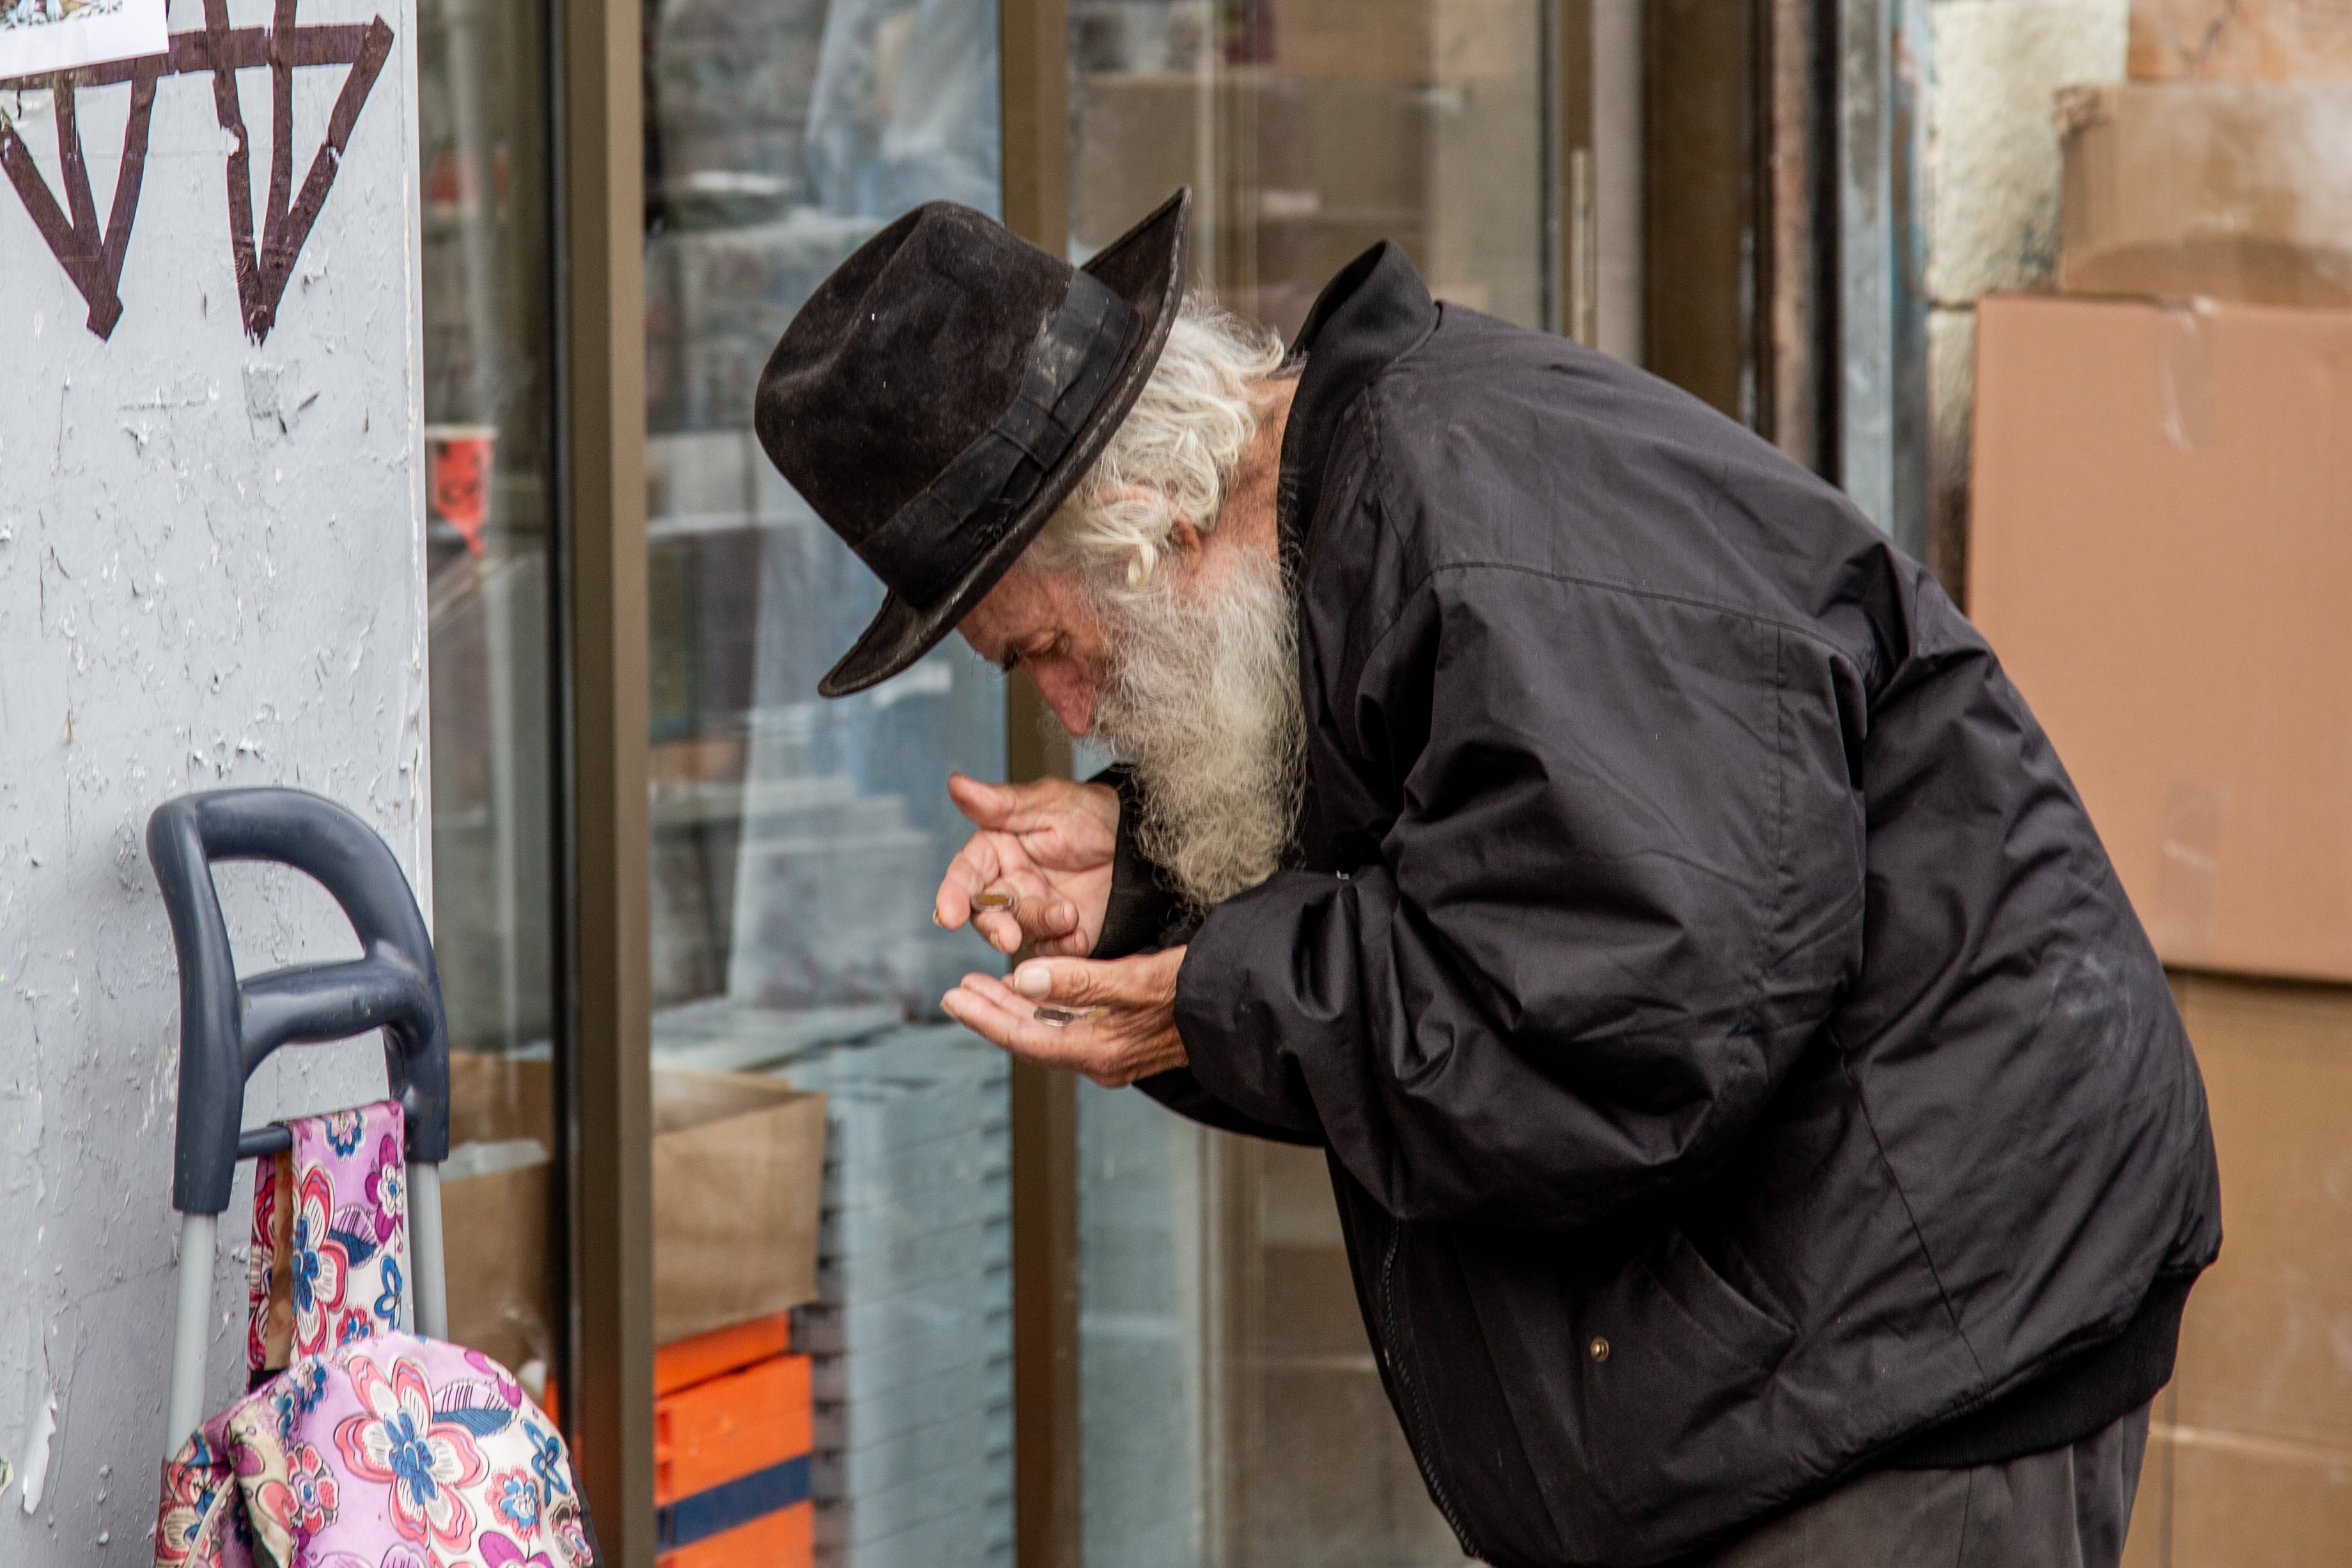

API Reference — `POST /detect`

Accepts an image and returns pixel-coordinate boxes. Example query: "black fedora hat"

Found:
[755,189,1192,697]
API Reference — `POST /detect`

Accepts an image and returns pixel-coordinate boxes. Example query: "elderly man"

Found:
[754,192,2220,1567]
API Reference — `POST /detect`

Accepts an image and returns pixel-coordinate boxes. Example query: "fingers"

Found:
[1027,929,1096,959]
[1008,956,1115,1007]
[947,773,1063,832]
[939,972,1097,1071]
[1008,949,1181,1009]
[940,952,1190,1087]
[951,864,1082,954]
[947,773,1120,843]
[934,831,1005,932]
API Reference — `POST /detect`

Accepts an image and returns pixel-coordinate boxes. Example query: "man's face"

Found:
[960,522,1305,910]
[958,563,1118,737]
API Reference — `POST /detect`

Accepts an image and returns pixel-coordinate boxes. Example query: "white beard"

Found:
[1089,547,1307,912]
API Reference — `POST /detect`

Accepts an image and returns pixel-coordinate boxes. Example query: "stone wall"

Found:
[1915,0,2128,592]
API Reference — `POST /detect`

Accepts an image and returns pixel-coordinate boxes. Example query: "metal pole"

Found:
[1838,0,1894,529]
[164,1212,218,1458]
[559,0,655,1547]
[409,1161,451,1338]
[1592,0,1645,367]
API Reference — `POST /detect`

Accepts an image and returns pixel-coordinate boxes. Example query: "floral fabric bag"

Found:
[156,1101,593,1568]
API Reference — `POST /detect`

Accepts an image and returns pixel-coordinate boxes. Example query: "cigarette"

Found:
[1034,1005,1104,1027]
[971,889,1018,913]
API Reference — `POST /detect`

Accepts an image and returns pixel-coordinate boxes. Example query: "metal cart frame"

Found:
[148,788,453,1456]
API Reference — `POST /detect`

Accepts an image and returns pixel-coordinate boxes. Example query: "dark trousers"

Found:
[1690,1404,2152,1568]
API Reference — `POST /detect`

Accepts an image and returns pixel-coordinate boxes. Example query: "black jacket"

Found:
[1093,246,2221,1567]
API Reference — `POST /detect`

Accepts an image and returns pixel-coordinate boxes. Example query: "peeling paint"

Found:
[18,1395,54,1515]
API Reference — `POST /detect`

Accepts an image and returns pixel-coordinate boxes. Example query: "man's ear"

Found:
[1165,516,1205,563]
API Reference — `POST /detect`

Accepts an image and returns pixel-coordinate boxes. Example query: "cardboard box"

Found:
[1968,293,2352,983]
[2131,0,2352,82]
[441,1053,827,1353]
[2056,82,2352,306]
[2115,975,2352,1566]
[2166,975,2352,1450]
[2142,1421,2352,1568]
[444,1052,559,1375]
[653,1067,827,1344]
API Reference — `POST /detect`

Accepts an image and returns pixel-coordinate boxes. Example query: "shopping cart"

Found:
[147,786,451,1458]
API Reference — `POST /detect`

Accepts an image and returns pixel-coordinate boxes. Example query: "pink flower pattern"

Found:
[286,1441,341,1534]
[159,1336,594,1568]
[155,1098,593,1568]
[364,1137,406,1243]
[289,1168,352,1357]
[334,1354,489,1555]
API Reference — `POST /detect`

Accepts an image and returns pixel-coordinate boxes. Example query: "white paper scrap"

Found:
[0,0,167,81]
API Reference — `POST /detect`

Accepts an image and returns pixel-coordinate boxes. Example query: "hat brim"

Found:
[817,189,1193,699]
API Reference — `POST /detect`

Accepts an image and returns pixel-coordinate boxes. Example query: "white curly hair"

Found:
[1030,292,1288,593]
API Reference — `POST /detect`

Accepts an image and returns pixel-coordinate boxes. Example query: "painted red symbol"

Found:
[0,0,392,344]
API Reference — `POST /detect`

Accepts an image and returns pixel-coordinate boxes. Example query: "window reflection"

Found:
[642,1,1012,1562]
[418,0,565,1416]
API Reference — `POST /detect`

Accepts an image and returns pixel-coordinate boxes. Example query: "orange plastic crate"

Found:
[654,1353,813,1507]
[655,1312,793,1397]
[657,1498,812,1568]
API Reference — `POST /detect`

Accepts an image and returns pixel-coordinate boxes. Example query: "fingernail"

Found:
[1011,965,1050,998]
[932,907,946,928]
[939,993,967,1020]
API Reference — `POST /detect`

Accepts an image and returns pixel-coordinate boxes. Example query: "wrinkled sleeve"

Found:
[1171,566,1868,1227]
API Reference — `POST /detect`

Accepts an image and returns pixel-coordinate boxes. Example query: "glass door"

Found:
[417,0,569,1422]
[640,1,1013,1564]
[1066,2,1556,1562]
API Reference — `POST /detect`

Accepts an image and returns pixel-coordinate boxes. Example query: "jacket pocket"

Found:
[1561,1225,1798,1549]
[1639,1226,1793,1369]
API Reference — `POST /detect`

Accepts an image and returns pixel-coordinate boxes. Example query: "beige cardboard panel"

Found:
[2130,0,2352,82]
[2171,976,2352,1450]
[2057,82,2352,307]
[1968,294,2352,982]
[2159,1426,2352,1567]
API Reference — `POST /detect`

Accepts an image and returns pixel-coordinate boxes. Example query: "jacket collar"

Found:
[1277,242,1440,549]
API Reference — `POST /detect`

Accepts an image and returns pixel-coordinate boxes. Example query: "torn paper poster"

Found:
[0,0,164,80]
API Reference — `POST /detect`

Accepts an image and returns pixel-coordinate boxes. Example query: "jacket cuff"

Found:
[1087,764,1193,959]
[1132,1067,1323,1147]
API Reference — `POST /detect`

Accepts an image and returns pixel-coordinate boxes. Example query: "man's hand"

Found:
[935,773,1119,957]
[940,949,1188,1088]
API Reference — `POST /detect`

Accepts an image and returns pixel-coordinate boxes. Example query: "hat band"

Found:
[852,267,1139,609]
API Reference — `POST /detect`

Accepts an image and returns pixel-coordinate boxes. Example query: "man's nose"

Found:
[1029,664,1097,738]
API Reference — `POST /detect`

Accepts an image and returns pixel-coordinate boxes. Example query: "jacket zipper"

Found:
[1380,1220,1484,1560]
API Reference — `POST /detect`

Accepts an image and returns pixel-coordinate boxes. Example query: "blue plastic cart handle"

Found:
[146,788,451,1216]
